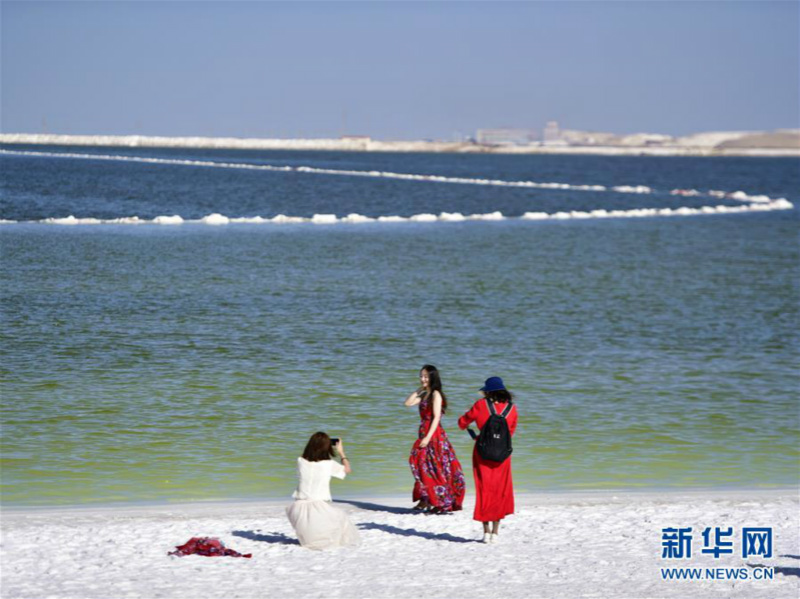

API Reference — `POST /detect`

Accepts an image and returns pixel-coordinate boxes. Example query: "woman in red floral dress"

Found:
[405,365,465,513]
[458,376,518,543]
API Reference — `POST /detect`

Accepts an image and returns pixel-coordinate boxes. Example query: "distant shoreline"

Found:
[2,133,798,157]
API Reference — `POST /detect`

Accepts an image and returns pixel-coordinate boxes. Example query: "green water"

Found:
[2,215,798,506]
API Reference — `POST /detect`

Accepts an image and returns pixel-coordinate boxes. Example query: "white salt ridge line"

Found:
[706,189,773,203]
[468,211,505,220]
[1,149,787,206]
[229,216,268,224]
[295,164,611,192]
[15,199,793,227]
[1,149,792,224]
[153,215,184,225]
[521,198,794,220]
[341,213,375,223]
[0,148,653,195]
[409,213,438,222]
[673,189,775,203]
[41,215,103,225]
[200,213,230,225]
[0,148,612,191]
[612,185,651,194]
[269,214,307,224]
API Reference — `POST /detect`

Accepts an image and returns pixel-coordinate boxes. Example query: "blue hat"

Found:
[480,376,506,393]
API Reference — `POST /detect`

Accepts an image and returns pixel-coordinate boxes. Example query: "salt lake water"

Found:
[1,145,798,506]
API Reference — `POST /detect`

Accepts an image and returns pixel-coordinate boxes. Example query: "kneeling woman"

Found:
[286,432,360,550]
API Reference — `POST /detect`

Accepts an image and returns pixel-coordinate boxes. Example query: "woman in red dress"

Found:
[458,376,518,543]
[405,365,465,513]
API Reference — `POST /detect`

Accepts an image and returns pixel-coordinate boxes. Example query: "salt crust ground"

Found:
[1,490,798,599]
[2,134,799,156]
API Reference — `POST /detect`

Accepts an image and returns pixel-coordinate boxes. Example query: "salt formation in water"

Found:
[0,148,793,226]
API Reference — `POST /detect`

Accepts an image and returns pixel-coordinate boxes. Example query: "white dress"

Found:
[286,457,361,550]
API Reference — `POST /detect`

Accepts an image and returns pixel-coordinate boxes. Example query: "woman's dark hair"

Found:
[421,364,448,413]
[302,432,335,462]
[485,389,513,404]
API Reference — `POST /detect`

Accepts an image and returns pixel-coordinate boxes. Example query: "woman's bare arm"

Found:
[420,391,442,448]
[404,387,425,407]
[336,441,352,475]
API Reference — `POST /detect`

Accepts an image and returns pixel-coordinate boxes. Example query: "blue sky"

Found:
[2,1,798,139]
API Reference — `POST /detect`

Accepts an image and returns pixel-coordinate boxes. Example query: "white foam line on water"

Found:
[0,148,616,191]
[2,199,792,227]
[0,149,793,226]
[0,148,563,188]
[0,148,775,203]
[522,199,794,220]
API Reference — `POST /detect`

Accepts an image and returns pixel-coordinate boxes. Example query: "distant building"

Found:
[543,121,561,144]
[559,129,616,145]
[476,128,536,145]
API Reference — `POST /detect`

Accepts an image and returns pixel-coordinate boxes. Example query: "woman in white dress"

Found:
[286,432,361,550]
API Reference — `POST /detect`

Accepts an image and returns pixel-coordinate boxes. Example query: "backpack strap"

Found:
[487,400,514,418]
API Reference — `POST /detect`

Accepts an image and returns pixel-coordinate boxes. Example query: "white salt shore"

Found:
[2,133,799,157]
[1,490,798,599]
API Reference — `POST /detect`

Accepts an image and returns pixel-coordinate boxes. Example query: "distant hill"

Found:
[543,129,800,152]
[716,130,800,149]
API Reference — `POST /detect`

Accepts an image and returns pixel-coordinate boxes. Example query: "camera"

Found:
[331,438,340,446]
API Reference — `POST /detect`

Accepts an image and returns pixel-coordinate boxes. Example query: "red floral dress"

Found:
[408,394,466,511]
[458,399,518,522]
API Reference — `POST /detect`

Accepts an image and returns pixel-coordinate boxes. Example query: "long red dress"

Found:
[458,399,518,522]
[408,394,466,511]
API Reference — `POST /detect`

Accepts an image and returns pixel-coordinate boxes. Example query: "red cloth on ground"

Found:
[458,399,518,522]
[409,395,466,511]
[168,537,252,558]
